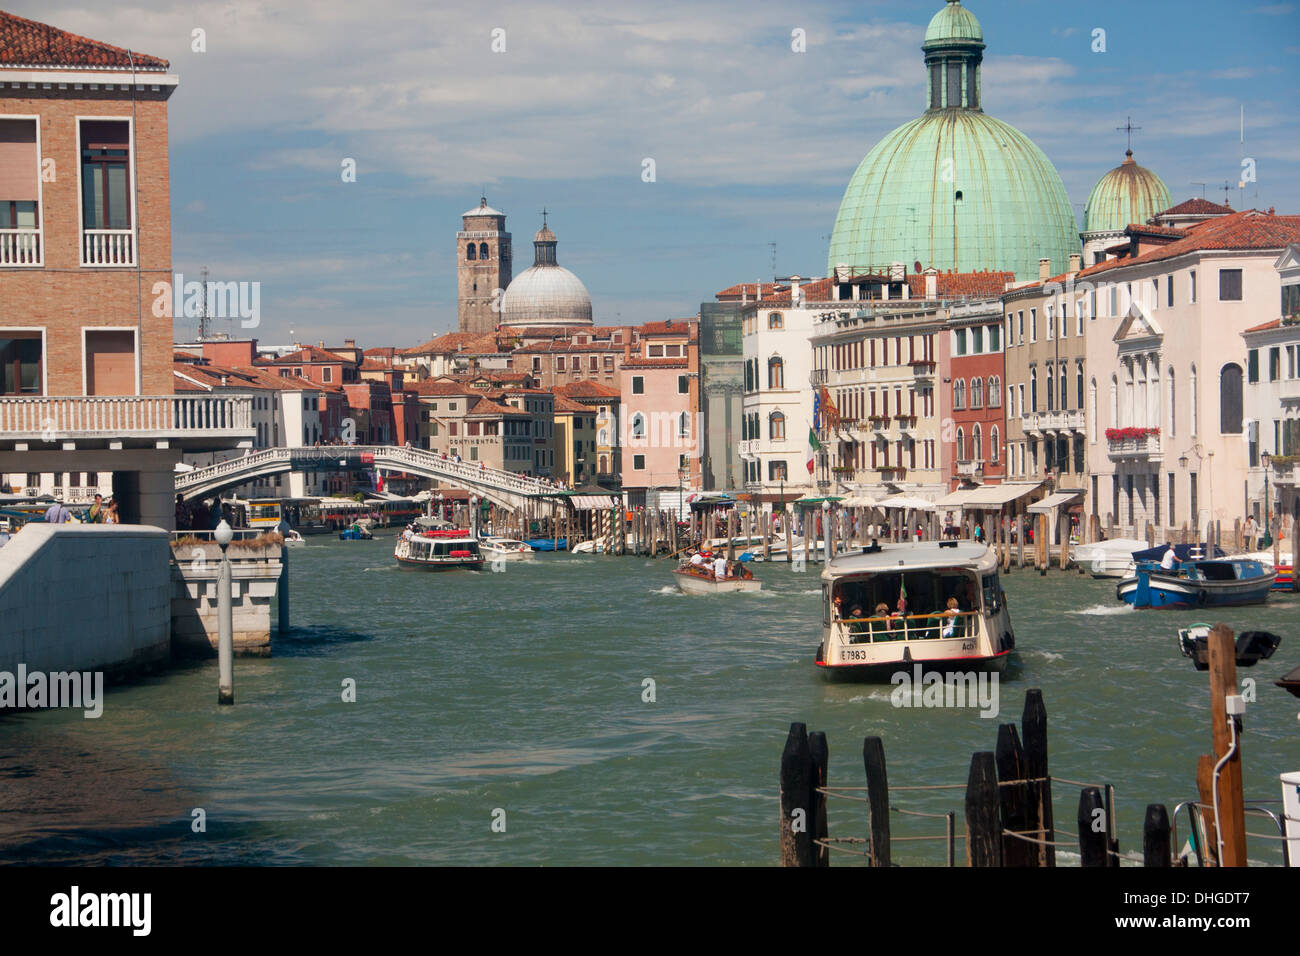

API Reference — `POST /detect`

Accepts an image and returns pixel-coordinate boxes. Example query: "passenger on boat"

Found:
[689,551,705,568]
[940,597,960,638]
[1160,542,1177,571]
[712,555,728,580]
[872,602,894,638]
[847,605,867,642]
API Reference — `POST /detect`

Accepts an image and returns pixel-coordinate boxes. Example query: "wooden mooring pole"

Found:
[1077,787,1108,867]
[1022,689,1055,866]
[996,723,1032,866]
[1143,804,1172,867]
[863,736,891,867]
[1204,623,1248,866]
[810,731,829,867]
[779,723,814,867]
[965,751,1002,867]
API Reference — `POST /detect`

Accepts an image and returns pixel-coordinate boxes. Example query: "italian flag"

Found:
[806,427,822,474]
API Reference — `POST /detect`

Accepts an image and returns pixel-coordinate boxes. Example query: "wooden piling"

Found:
[779,722,814,867]
[1143,804,1172,867]
[995,723,1032,867]
[965,751,1002,867]
[1077,787,1108,867]
[1293,503,1299,592]
[862,736,891,867]
[809,731,829,867]
[1206,623,1247,866]
[785,510,794,564]
[1022,689,1055,866]
[762,513,772,562]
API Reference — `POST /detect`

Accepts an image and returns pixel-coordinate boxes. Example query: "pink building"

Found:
[617,320,700,503]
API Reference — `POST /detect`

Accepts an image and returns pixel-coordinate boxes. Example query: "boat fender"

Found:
[1003,632,1015,651]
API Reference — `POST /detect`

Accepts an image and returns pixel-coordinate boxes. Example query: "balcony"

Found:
[1106,431,1162,462]
[868,415,890,434]
[809,369,828,386]
[1269,456,1297,485]
[955,458,984,478]
[895,414,918,433]
[909,360,936,385]
[0,394,254,451]
[81,229,136,267]
[1024,409,1085,435]
[0,228,42,266]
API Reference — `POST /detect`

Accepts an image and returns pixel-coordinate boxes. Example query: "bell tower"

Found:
[457,196,512,334]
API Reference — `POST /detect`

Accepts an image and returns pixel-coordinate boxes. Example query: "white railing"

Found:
[1107,434,1162,460]
[0,228,42,266]
[0,395,252,437]
[1025,409,1085,433]
[956,459,984,477]
[81,228,135,266]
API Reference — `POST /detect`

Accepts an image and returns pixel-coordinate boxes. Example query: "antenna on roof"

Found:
[768,242,777,280]
[198,266,210,341]
[1191,181,1207,200]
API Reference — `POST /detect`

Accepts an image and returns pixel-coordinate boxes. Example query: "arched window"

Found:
[631,412,646,440]
[1190,364,1198,435]
[1060,363,1068,411]
[679,411,690,438]
[972,423,983,462]
[479,242,489,259]
[598,455,608,473]
[768,312,784,330]
[971,377,984,409]
[466,243,477,261]
[1219,363,1242,434]
[769,410,786,440]
[1167,368,1176,437]
[953,379,966,410]
[768,356,784,390]
[990,426,1000,464]
[956,427,966,461]
[988,376,1001,408]
[1110,374,1118,428]
[1089,377,1098,443]
[1031,369,1038,412]
[597,428,608,446]
[1076,362,1084,409]
[1046,369,1055,411]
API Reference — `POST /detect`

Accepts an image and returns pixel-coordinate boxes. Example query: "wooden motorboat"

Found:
[1118,558,1275,609]
[480,536,535,560]
[673,564,761,595]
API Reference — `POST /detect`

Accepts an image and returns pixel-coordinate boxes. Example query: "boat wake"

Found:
[1027,649,1065,662]
[652,586,684,596]
[847,690,895,704]
[1067,603,1132,616]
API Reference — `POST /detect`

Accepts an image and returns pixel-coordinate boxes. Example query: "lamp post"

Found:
[214,518,234,705]
[1261,452,1272,547]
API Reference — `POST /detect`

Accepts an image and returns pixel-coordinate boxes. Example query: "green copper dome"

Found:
[828,1,1079,282]
[924,0,982,45]
[1082,150,1172,235]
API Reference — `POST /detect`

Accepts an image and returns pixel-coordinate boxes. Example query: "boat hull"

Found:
[525,538,567,552]
[673,570,761,594]
[395,555,483,571]
[1117,569,1276,608]
[815,646,1011,682]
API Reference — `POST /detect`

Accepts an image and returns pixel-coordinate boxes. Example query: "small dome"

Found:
[1082,151,1173,235]
[924,1,983,46]
[500,219,592,327]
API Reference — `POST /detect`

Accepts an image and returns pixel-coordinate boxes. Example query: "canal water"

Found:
[2,535,1296,865]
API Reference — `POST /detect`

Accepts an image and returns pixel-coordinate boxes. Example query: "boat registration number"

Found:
[840,647,873,662]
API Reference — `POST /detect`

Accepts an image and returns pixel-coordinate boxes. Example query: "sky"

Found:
[14,0,1300,347]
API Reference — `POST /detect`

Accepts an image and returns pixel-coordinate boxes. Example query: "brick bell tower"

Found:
[457,196,512,334]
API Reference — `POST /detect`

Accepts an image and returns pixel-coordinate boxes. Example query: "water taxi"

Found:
[1117,557,1275,609]
[815,540,1014,680]
[1070,537,1149,577]
[480,536,535,561]
[393,527,484,571]
[673,563,761,595]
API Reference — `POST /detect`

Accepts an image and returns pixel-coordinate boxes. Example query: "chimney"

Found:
[924,268,938,300]
[757,281,763,302]
[1068,253,1081,273]
[790,276,800,301]
[1038,258,1051,281]
[344,338,356,349]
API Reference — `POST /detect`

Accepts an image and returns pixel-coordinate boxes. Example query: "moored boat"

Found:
[1070,538,1150,577]
[480,536,535,560]
[1118,558,1275,609]
[525,537,567,552]
[673,564,761,594]
[393,528,484,570]
[815,540,1014,680]
[1231,550,1295,590]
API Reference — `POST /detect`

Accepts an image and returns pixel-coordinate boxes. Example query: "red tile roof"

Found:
[553,381,620,399]
[715,282,785,301]
[1157,198,1234,218]
[0,10,168,69]
[256,345,350,365]
[1242,319,1283,334]
[411,381,474,397]
[622,356,689,368]
[553,396,590,414]
[909,271,1015,299]
[466,398,529,418]
[1083,210,1300,277]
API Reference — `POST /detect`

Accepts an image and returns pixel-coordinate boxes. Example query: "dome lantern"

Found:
[499,212,593,328]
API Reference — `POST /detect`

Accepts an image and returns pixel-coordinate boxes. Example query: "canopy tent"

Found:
[793,495,844,507]
[1027,491,1084,514]
[570,494,619,510]
[877,494,936,511]
[960,482,1043,509]
[934,487,979,508]
[840,494,880,508]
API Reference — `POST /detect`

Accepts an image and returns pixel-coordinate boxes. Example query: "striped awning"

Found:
[1027,491,1084,514]
[570,494,619,510]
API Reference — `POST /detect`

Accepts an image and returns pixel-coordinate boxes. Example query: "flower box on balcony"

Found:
[868,416,890,426]
[1104,426,1160,441]
[895,415,918,427]
[831,466,855,475]
[907,360,936,369]
[875,466,906,476]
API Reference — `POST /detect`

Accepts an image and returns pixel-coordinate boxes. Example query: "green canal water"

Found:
[2,535,1297,866]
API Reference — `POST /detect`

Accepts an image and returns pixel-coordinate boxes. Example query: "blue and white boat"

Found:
[1117,558,1276,609]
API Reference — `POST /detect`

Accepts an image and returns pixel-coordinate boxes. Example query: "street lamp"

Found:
[1261,452,1272,547]
[214,518,234,705]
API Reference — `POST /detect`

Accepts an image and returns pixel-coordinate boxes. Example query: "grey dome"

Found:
[499,219,592,327]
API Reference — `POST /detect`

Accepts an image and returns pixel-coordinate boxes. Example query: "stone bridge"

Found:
[174,445,564,513]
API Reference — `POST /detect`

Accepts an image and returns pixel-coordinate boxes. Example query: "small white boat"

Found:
[281,528,306,547]
[572,539,610,554]
[1071,538,1149,577]
[480,536,535,560]
[673,566,762,595]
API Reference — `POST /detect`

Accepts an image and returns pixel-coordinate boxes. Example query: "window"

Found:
[956,428,966,461]
[970,376,984,409]
[1046,304,1054,340]
[479,242,489,259]
[0,333,42,394]
[1190,365,1198,436]
[769,410,786,440]
[556,356,566,371]
[1046,368,1054,411]
[631,413,645,439]
[1248,348,1259,383]
[768,356,784,389]
[466,244,476,260]
[768,312,784,329]
[1269,347,1281,382]
[955,329,967,356]
[990,426,1000,464]
[678,374,689,394]
[1189,271,1197,304]
[648,345,664,357]
[1030,309,1037,342]
[1219,363,1242,434]
[80,120,132,231]
[988,375,1001,408]
[322,366,332,383]
[1167,369,1175,437]
[971,327,983,353]
[1076,363,1084,409]
[632,376,644,395]
[1017,311,1024,342]
[768,460,788,481]
[952,379,965,410]
[1030,369,1038,412]
[1219,269,1243,301]
[972,424,982,462]
[1059,363,1068,411]
[988,324,1000,352]
[1167,274,1174,308]
[679,412,690,438]
[633,454,645,470]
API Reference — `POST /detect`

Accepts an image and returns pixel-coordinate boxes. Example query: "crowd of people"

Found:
[41,493,120,525]
[679,548,753,581]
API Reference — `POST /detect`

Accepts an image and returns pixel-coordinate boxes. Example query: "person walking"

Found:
[44,499,72,524]
[1243,514,1258,551]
